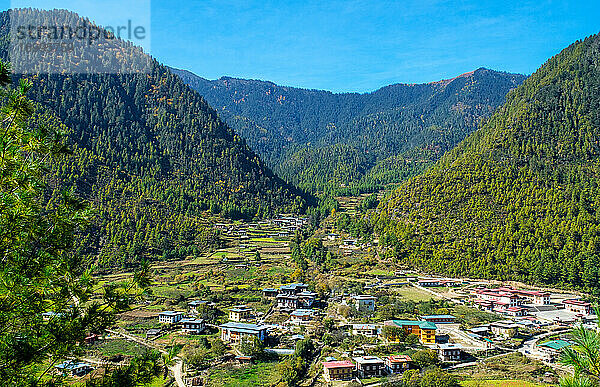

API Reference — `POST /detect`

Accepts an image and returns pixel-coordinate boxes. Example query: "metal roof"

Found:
[390,320,437,330]
[539,340,572,350]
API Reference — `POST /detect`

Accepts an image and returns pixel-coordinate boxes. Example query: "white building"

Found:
[354,295,376,313]
[158,311,184,324]
[351,324,378,337]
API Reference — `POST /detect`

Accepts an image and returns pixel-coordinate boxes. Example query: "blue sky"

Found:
[5,0,600,92]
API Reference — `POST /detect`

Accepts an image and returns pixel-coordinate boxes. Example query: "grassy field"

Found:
[205,361,280,386]
[393,285,441,302]
[452,353,557,386]
[461,380,547,387]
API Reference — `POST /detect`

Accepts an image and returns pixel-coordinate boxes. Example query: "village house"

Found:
[385,320,437,344]
[474,288,521,308]
[417,278,441,287]
[353,356,385,378]
[563,299,593,314]
[502,306,528,317]
[289,309,314,325]
[181,318,206,334]
[498,287,550,305]
[322,360,355,381]
[437,343,463,362]
[228,305,252,321]
[277,291,317,310]
[538,340,572,361]
[351,324,379,337]
[280,283,309,295]
[219,322,269,343]
[385,355,412,374]
[469,326,490,337]
[420,314,456,324]
[354,295,376,313]
[55,361,93,377]
[490,321,519,338]
[158,311,184,324]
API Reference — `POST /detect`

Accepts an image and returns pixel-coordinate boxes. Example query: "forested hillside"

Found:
[0,9,309,268]
[373,33,600,293]
[172,67,526,193]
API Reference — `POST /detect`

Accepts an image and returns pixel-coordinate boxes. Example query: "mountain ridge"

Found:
[373,33,600,292]
[172,66,527,193]
[0,8,310,268]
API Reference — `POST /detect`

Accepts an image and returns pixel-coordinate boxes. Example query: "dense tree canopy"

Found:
[0,9,310,268]
[373,33,600,293]
[173,67,525,193]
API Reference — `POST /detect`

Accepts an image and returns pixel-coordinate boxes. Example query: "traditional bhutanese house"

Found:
[262,288,279,298]
[469,326,490,337]
[297,291,318,308]
[351,324,379,337]
[353,356,385,378]
[158,311,184,324]
[277,294,299,309]
[503,306,528,317]
[418,278,441,287]
[279,283,309,295]
[219,322,268,343]
[475,289,521,307]
[385,355,412,374]
[437,343,463,362]
[228,305,252,321]
[420,314,456,324]
[538,339,572,360]
[322,360,355,381]
[490,321,518,338]
[354,295,376,313]
[181,318,206,334]
[563,299,593,315]
[385,320,437,344]
[277,292,316,310]
[497,287,551,305]
[289,309,314,325]
[55,361,93,377]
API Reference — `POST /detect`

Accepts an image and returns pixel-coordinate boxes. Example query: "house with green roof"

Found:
[539,339,571,351]
[384,320,437,344]
[538,339,572,360]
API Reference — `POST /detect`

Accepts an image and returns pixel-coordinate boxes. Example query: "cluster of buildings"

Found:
[471,286,594,321]
[417,278,461,287]
[263,283,318,311]
[470,286,551,316]
[322,355,413,381]
[214,215,308,239]
[157,310,207,334]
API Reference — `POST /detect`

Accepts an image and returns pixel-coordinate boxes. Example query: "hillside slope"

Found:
[374,33,600,292]
[0,9,309,267]
[172,67,526,193]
